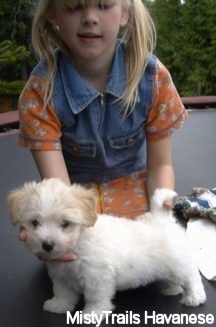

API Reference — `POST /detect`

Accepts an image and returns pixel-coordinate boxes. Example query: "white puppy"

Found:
[8,178,206,316]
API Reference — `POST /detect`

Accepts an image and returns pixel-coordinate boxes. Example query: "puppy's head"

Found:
[8,178,97,260]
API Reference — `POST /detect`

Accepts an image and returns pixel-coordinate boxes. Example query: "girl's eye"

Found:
[72,5,82,11]
[31,219,40,228]
[61,220,71,229]
[65,3,113,12]
[98,4,109,10]
[65,5,83,12]
[98,2,113,10]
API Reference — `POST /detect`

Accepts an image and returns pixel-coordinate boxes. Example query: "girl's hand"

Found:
[18,226,77,262]
[163,200,173,211]
[19,226,27,241]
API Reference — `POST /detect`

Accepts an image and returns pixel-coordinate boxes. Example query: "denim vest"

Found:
[31,43,156,183]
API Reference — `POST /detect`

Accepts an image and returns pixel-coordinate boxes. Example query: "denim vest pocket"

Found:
[108,125,144,149]
[63,140,96,157]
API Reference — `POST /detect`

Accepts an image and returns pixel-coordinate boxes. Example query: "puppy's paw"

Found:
[43,297,74,314]
[161,284,183,296]
[180,289,206,307]
[83,303,114,320]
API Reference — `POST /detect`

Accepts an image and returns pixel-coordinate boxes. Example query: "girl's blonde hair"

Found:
[32,0,156,115]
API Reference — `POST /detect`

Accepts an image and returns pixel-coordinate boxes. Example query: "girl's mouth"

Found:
[78,33,102,42]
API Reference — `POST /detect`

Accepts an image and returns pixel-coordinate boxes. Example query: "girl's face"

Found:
[47,0,129,63]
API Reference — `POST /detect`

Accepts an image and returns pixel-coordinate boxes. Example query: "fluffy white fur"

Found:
[8,178,206,316]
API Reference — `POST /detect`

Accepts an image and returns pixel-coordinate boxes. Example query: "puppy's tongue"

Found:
[37,252,77,262]
[56,253,77,262]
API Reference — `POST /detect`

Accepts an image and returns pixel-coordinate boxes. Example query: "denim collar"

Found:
[59,41,126,114]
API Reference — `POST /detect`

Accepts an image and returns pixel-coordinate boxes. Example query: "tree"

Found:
[0,0,33,110]
[180,0,216,95]
[144,0,216,96]
[0,40,29,96]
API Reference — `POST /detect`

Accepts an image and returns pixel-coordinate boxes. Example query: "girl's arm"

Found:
[146,135,175,209]
[31,150,71,185]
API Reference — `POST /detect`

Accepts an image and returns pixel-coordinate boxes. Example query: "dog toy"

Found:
[173,187,216,222]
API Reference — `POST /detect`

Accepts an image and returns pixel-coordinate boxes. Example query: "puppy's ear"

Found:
[7,182,37,225]
[71,185,98,227]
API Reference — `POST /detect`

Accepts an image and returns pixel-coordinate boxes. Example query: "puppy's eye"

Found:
[31,219,40,228]
[61,220,71,229]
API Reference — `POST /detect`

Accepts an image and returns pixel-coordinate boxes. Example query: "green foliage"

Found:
[144,0,216,96]
[0,80,25,96]
[0,40,29,70]
[0,0,33,42]
[0,40,30,96]
[0,1,33,98]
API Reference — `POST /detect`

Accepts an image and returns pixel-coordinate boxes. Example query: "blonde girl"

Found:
[18,0,188,261]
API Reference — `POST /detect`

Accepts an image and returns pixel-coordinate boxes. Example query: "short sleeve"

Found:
[145,60,188,141]
[18,76,62,150]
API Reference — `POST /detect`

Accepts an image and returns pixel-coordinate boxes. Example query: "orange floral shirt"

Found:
[18,59,188,217]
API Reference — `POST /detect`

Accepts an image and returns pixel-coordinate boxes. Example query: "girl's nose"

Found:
[81,7,99,26]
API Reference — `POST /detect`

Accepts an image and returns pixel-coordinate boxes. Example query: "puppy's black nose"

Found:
[42,241,55,252]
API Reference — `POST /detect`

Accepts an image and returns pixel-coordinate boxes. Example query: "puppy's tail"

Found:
[150,188,177,218]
